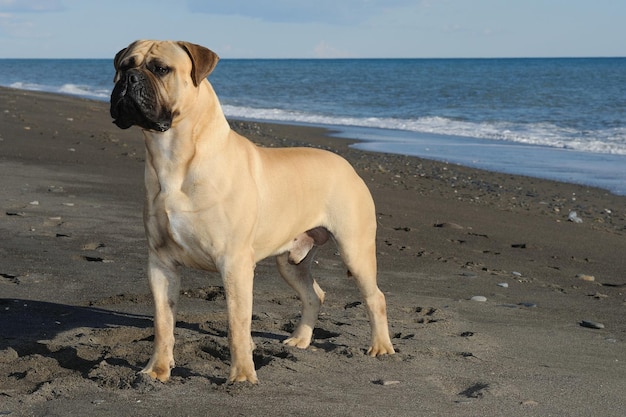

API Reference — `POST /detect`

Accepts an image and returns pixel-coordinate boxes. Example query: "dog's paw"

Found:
[228,367,258,384]
[140,362,173,382]
[283,336,312,349]
[366,342,396,357]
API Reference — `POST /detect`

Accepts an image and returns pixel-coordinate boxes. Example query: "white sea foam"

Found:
[9,81,44,91]
[222,105,626,156]
[9,82,109,100]
[58,83,109,99]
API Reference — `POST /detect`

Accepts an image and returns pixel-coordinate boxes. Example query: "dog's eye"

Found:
[152,65,170,76]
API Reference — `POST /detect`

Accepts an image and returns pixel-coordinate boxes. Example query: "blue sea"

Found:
[1,58,625,195]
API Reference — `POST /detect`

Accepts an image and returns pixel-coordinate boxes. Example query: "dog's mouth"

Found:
[110,71,172,132]
[111,96,171,132]
[110,93,144,129]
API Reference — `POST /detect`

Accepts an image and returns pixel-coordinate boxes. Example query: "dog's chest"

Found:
[147,194,219,271]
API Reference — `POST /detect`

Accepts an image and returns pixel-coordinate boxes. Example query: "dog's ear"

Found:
[112,45,130,83]
[177,41,220,87]
[113,47,127,71]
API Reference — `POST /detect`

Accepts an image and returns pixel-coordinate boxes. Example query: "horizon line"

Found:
[0,55,625,60]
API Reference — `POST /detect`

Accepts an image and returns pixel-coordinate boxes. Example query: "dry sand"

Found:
[1,87,625,416]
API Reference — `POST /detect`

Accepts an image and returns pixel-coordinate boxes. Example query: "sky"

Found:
[0,0,625,59]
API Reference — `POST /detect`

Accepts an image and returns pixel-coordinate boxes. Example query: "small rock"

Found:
[29,200,39,205]
[373,379,400,386]
[568,211,583,223]
[48,186,64,193]
[589,292,608,299]
[580,320,604,329]
[498,282,509,288]
[518,302,537,308]
[512,271,523,277]
[470,296,487,302]
[577,274,595,282]
[434,222,463,229]
[521,400,539,407]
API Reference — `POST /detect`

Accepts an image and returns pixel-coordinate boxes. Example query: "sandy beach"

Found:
[1,86,625,416]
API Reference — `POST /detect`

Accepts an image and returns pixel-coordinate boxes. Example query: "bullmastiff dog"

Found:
[110,40,395,383]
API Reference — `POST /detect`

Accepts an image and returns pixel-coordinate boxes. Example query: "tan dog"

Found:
[110,40,394,383]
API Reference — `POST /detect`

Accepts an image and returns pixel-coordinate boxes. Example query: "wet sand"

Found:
[1,87,625,416]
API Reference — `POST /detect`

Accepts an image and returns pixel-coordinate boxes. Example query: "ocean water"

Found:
[1,58,625,194]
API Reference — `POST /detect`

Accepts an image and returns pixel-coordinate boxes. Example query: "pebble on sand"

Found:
[568,211,583,223]
[576,274,595,282]
[470,296,487,302]
[434,222,464,229]
[580,320,605,329]
[518,302,537,308]
[373,379,401,386]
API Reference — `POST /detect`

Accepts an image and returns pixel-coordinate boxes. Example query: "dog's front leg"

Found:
[221,256,258,384]
[141,252,180,382]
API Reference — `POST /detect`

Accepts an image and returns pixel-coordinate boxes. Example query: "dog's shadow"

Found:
[0,298,154,375]
[0,298,321,387]
[1,298,153,345]
[0,298,233,386]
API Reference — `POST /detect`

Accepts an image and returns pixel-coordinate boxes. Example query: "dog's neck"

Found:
[142,80,231,195]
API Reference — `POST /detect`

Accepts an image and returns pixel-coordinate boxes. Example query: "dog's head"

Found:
[110,40,219,132]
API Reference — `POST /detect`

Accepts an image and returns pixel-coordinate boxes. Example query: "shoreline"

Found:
[1,87,625,416]
[4,82,626,195]
[335,126,626,196]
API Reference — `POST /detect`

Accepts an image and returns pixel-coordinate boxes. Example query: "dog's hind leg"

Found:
[276,248,325,349]
[336,233,395,357]
[141,252,181,382]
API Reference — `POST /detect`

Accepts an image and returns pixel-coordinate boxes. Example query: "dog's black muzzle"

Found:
[110,69,172,132]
